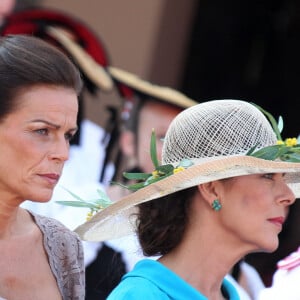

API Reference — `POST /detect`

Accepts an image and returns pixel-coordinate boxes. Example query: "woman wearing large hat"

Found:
[76,99,300,299]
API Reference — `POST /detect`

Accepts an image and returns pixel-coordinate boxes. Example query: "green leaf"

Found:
[109,181,127,188]
[249,143,300,162]
[96,188,112,202]
[123,172,152,180]
[281,152,300,162]
[250,145,283,160]
[156,164,174,174]
[246,144,259,155]
[56,187,112,212]
[61,186,85,202]
[273,145,291,158]
[251,103,282,140]
[145,172,173,185]
[290,146,300,153]
[94,190,112,208]
[55,200,99,209]
[150,129,160,169]
[143,176,158,186]
[112,179,152,191]
[126,181,149,191]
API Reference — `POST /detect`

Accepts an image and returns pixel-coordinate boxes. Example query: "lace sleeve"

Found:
[33,212,85,300]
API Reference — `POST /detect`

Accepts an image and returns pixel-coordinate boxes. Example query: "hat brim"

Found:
[46,26,113,91]
[108,66,198,109]
[75,155,300,241]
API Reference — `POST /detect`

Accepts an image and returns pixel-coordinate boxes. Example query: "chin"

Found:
[260,239,279,253]
[29,191,54,203]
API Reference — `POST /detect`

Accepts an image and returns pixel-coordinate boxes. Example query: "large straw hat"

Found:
[75,99,300,241]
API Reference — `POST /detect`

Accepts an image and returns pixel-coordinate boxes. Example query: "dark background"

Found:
[181,0,300,138]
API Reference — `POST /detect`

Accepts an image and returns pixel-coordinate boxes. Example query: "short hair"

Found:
[137,186,197,256]
[0,34,83,121]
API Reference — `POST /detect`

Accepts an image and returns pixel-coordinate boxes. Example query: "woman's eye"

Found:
[35,128,48,135]
[263,173,274,180]
[65,132,75,141]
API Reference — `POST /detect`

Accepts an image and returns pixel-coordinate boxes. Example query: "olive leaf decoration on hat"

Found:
[55,130,193,218]
[112,129,194,191]
[55,187,112,220]
[55,104,300,218]
[247,104,300,162]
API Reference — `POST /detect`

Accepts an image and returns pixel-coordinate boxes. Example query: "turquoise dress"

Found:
[107,259,240,300]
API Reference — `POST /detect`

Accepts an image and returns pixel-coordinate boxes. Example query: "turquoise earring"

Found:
[211,199,222,211]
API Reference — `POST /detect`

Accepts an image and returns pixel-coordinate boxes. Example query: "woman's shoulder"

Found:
[108,275,170,300]
[29,210,85,299]
[28,210,84,258]
[31,211,79,237]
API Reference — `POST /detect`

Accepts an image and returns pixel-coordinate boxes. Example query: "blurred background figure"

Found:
[103,67,198,269]
[105,67,198,197]
[258,246,300,299]
[0,0,15,25]
[0,0,42,25]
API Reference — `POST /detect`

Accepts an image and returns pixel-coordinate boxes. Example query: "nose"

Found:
[278,182,296,207]
[48,138,70,162]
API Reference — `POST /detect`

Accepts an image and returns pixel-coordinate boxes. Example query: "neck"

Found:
[0,200,26,239]
[158,227,244,300]
[159,251,228,300]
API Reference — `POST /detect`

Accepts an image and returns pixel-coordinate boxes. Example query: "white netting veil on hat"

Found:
[162,99,277,164]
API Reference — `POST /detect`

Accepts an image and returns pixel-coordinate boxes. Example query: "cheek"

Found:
[224,177,268,210]
[4,134,45,169]
[228,190,269,223]
[223,193,264,230]
[0,143,26,180]
[243,188,269,208]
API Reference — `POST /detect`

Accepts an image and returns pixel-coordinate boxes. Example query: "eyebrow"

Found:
[31,119,78,132]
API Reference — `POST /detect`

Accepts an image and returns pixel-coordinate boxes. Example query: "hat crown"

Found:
[162,99,277,164]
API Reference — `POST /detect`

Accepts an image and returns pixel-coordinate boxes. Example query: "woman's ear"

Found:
[120,130,136,157]
[197,181,219,205]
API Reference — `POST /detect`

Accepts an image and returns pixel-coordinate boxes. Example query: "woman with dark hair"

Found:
[0,34,84,299]
[76,99,300,299]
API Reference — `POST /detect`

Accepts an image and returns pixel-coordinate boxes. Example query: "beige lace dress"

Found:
[31,211,85,300]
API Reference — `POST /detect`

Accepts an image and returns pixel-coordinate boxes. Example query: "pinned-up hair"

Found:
[0,34,83,121]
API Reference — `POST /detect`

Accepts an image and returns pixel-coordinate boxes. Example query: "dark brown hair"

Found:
[0,34,82,121]
[137,186,197,256]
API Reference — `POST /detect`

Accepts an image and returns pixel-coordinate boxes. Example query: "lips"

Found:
[39,173,60,185]
[268,216,285,228]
